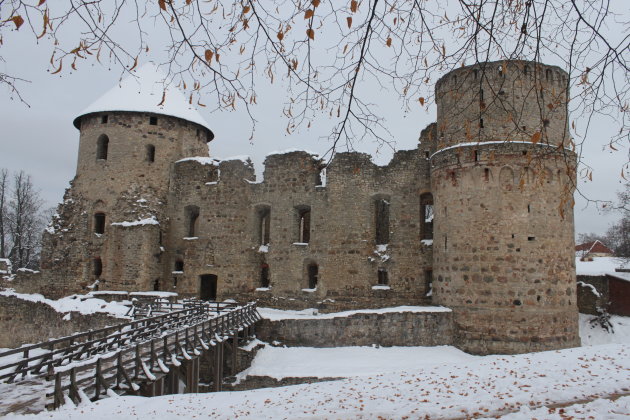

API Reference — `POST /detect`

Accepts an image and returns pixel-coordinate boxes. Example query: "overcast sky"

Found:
[0,6,627,239]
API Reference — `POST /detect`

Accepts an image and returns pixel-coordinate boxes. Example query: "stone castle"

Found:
[39,60,580,354]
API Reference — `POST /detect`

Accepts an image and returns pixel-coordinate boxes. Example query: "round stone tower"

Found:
[41,64,214,295]
[430,60,580,354]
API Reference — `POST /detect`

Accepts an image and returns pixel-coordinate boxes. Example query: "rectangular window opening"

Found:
[378,269,388,285]
[101,115,108,124]
[375,198,390,245]
[94,213,106,234]
[528,236,536,241]
[149,116,158,125]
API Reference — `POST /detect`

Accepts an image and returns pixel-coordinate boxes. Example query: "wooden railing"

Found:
[0,301,261,408]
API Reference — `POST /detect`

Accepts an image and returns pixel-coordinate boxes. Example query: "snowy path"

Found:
[236,345,478,381]
[3,343,628,419]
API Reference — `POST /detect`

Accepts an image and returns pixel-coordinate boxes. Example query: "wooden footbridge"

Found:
[0,300,261,411]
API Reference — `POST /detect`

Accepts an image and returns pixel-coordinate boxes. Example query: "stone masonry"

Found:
[38,60,580,355]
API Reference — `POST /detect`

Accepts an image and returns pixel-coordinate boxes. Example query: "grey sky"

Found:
[0,5,627,239]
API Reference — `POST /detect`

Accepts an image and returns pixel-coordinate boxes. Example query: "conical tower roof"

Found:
[73,63,213,138]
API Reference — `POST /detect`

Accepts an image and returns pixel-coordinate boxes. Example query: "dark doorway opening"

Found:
[307,263,318,289]
[200,274,217,301]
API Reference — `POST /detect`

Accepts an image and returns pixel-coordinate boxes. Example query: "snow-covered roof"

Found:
[575,256,628,276]
[73,63,213,137]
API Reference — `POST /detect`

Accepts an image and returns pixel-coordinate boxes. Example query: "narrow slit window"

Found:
[96,135,109,160]
[484,168,490,181]
[527,204,531,213]
[420,193,434,240]
[146,144,156,162]
[444,235,448,251]
[375,198,390,245]
[94,213,106,234]
[307,263,318,289]
[257,206,271,245]
[474,150,479,162]
[479,89,484,101]
[480,118,484,128]
[298,208,311,243]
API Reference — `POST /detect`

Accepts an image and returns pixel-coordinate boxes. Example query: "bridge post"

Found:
[213,342,223,392]
[231,335,238,374]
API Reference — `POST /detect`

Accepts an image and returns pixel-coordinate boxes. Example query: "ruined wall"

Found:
[255,310,453,347]
[0,295,125,348]
[163,147,434,309]
[431,61,580,355]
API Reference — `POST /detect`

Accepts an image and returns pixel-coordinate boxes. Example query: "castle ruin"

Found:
[39,60,580,354]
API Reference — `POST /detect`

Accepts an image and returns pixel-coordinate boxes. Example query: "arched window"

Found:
[93,257,103,277]
[374,197,390,245]
[184,205,200,237]
[96,135,109,160]
[94,212,106,234]
[420,193,434,240]
[146,144,155,162]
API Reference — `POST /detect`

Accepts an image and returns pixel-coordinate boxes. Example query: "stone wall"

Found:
[255,310,453,347]
[0,295,126,348]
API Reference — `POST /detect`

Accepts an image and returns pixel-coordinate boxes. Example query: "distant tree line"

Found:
[578,183,630,259]
[0,169,47,271]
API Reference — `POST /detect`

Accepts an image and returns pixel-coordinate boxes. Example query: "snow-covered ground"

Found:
[2,342,628,419]
[235,345,477,381]
[575,256,629,276]
[1,309,628,419]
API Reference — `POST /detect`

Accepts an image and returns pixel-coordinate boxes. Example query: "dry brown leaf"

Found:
[531,131,541,144]
[277,31,284,40]
[386,37,392,47]
[312,0,321,6]
[350,0,358,13]
[10,15,24,30]
[346,17,352,28]
[157,91,166,106]
[205,49,213,63]
[419,97,425,106]
[158,0,167,11]
[304,9,314,19]
[306,28,314,40]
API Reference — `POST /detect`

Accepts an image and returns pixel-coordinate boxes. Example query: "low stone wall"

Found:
[577,275,609,315]
[255,310,454,347]
[0,270,45,296]
[0,295,126,348]
[225,376,341,391]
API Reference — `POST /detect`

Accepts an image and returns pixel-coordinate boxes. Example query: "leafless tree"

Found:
[0,169,45,270]
[1,1,628,169]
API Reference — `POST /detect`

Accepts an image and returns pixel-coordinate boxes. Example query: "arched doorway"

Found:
[199,274,217,301]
